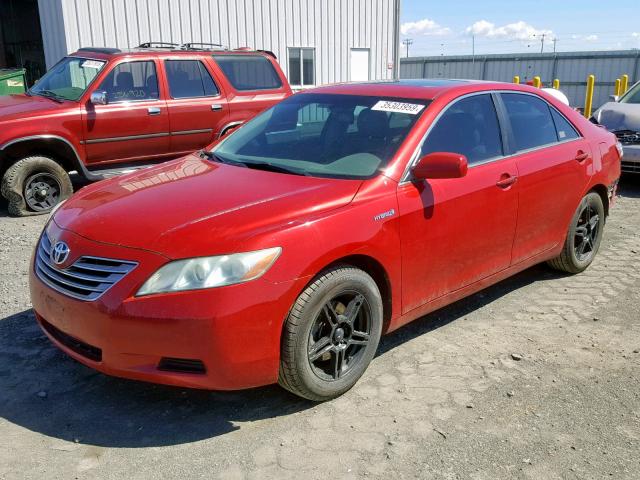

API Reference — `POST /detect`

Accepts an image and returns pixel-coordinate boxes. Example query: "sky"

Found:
[400,0,640,57]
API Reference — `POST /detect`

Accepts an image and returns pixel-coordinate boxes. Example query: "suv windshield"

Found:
[30,57,105,101]
[213,93,429,179]
[620,82,640,104]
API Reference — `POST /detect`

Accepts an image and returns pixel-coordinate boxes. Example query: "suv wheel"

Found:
[547,192,605,274]
[279,266,383,401]
[1,156,73,216]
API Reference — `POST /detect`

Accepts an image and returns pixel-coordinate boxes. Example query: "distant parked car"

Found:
[0,43,291,216]
[592,81,640,174]
[30,80,620,401]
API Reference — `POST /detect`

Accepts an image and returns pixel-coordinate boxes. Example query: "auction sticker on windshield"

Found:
[372,100,425,115]
[81,60,104,69]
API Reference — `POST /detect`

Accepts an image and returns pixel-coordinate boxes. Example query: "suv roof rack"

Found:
[78,47,122,54]
[137,42,180,49]
[182,42,228,51]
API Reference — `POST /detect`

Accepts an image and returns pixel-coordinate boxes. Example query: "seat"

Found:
[354,108,389,155]
[319,109,354,162]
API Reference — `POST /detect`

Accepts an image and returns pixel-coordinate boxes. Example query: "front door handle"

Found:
[575,150,589,162]
[147,107,161,115]
[496,175,518,189]
[211,104,223,111]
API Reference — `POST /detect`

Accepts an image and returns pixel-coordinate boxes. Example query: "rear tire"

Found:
[547,192,605,274]
[1,156,72,216]
[279,267,383,401]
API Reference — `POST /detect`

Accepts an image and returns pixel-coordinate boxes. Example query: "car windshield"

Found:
[29,57,105,101]
[212,93,429,179]
[620,82,640,104]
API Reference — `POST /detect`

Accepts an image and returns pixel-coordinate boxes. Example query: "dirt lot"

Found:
[0,178,639,480]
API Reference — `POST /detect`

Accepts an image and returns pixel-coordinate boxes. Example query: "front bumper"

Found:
[621,144,640,173]
[29,224,301,391]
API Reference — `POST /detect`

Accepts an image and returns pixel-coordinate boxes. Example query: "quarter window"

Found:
[212,54,282,91]
[501,93,558,151]
[421,94,503,165]
[550,108,580,141]
[98,61,159,102]
[288,48,315,86]
[165,60,219,98]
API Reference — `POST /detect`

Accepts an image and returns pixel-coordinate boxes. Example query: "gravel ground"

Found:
[0,178,639,480]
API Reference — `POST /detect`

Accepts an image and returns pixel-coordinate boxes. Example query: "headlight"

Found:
[136,247,282,296]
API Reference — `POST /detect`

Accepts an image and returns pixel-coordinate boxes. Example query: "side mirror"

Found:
[412,152,468,180]
[609,94,620,102]
[90,91,108,105]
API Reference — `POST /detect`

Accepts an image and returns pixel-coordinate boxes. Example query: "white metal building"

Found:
[24,0,400,87]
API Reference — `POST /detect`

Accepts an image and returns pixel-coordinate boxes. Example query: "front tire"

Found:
[0,156,73,216]
[279,267,383,401]
[547,192,605,274]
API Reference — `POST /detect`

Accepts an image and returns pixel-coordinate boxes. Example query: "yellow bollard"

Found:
[584,74,595,118]
[533,76,541,88]
[621,74,629,95]
[553,78,560,89]
[513,75,520,84]
[615,78,621,97]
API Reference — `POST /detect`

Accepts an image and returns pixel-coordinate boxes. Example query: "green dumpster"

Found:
[0,69,26,95]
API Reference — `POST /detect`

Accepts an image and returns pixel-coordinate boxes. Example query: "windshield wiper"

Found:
[243,161,309,176]
[199,150,248,168]
[32,89,65,103]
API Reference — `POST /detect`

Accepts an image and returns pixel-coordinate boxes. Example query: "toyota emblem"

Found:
[51,241,70,265]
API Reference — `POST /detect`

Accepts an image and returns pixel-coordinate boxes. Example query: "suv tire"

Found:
[279,266,383,401]
[547,192,605,274]
[1,156,73,216]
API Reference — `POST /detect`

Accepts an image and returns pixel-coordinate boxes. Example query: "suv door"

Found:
[397,93,519,314]
[499,92,591,264]
[82,59,170,164]
[163,58,228,156]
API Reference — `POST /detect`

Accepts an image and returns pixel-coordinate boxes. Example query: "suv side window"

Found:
[550,108,580,141]
[421,94,503,166]
[165,60,219,98]
[501,93,558,151]
[212,54,282,91]
[99,61,159,103]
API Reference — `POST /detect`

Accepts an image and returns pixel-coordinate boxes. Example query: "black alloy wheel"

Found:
[307,291,372,381]
[573,202,600,262]
[24,172,62,212]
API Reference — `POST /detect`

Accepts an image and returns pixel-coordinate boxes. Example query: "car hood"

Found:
[594,101,640,132]
[54,155,363,259]
[0,94,69,121]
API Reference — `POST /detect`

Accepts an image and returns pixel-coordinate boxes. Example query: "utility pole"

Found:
[402,38,413,58]
[539,33,547,53]
[552,37,558,53]
[472,34,475,64]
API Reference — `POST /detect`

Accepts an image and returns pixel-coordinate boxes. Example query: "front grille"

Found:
[158,357,207,374]
[621,161,640,173]
[41,318,102,362]
[35,234,137,301]
[614,130,640,145]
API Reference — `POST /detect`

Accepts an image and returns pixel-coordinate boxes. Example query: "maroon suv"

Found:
[0,43,291,216]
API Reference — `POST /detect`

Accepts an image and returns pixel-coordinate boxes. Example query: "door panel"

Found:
[510,140,592,263]
[397,159,519,314]
[82,60,170,164]
[164,59,229,154]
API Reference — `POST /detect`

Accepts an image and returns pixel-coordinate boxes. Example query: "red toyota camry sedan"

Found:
[29,80,621,401]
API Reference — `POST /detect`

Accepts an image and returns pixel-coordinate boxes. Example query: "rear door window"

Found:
[501,93,559,151]
[98,61,159,103]
[165,60,219,98]
[550,108,580,141]
[212,54,282,91]
[421,94,503,165]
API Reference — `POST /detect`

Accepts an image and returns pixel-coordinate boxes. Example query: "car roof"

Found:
[305,79,532,101]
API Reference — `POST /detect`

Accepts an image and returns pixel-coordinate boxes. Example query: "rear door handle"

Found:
[211,104,223,111]
[147,107,161,115]
[575,150,589,162]
[496,175,518,188]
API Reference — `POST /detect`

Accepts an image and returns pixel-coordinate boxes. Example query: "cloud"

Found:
[633,32,640,38]
[401,18,451,37]
[465,20,552,41]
